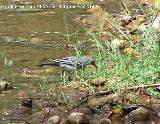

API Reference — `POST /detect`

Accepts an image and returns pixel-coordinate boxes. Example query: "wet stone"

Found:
[90,77,107,87]
[110,39,126,50]
[148,110,160,123]
[19,98,32,108]
[99,118,112,124]
[30,37,45,45]
[72,107,92,115]
[66,112,90,124]
[47,116,60,124]
[128,107,149,121]
[0,79,13,92]
[18,98,32,113]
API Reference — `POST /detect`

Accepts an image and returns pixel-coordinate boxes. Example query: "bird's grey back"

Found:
[53,56,92,68]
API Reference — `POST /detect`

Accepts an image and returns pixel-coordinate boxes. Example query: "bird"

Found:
[37,55,96,80]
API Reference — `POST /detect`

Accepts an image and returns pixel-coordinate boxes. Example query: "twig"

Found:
[94,82,160,97]
[123,82,160,92]
[95,90,114,96]
[41,108,51,124]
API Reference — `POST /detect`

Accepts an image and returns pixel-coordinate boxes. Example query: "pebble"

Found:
[30,37,45,45]
[99,118,112,124]
[72,107,92,115]
[90,77,107,87]
[47,116,60,124]
[0,79,13,92]
[129,107,149,121]
[66,112,90,124]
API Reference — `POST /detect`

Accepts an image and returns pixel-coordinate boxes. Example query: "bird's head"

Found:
[83,56,97,68]
[88,59,97,68]
[80,55,97,68]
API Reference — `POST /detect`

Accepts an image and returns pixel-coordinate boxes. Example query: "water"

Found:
[0,0,121,122]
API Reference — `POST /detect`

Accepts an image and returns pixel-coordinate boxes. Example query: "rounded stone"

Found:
[47,116,60,124]
[66,112,90,124]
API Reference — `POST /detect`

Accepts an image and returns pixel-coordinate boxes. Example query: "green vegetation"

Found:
[73,9,160,93]
[0,52,15,82]
[91,32,159,92]
[145,87,160,97]
[39,75,55,95]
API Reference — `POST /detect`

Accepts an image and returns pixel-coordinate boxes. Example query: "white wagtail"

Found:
[38,55,96,80]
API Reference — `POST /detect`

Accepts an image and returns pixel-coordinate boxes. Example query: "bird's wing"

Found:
[69,57,83,68]
[53,56,83,68]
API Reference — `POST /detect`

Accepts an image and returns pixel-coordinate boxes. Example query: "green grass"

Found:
[145,87,160,97]
[38,75,55,95]
[82,14,160,92]
[0,52,15,83]
[94,28,160,90]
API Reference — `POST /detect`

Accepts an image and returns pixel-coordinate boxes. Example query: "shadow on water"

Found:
[0,0,121,122]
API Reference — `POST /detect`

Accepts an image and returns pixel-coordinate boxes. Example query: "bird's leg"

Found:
[68,72,73,81]
[61,70,72,82]
[61,70,73,82]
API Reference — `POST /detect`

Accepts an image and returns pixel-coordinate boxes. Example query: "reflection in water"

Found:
[0,0,121,44]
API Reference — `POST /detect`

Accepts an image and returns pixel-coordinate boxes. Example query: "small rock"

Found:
[99,118,111,124]
[90,77,107,87]
[18,98,32,113]
[111,39,126,50]
[47,116,60,124]
[30,37,45,45]
[129,107,149,121]
[0,79,13,92]
[72,107,92,115]
[19,98,32,108]
[66,112,90,124]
